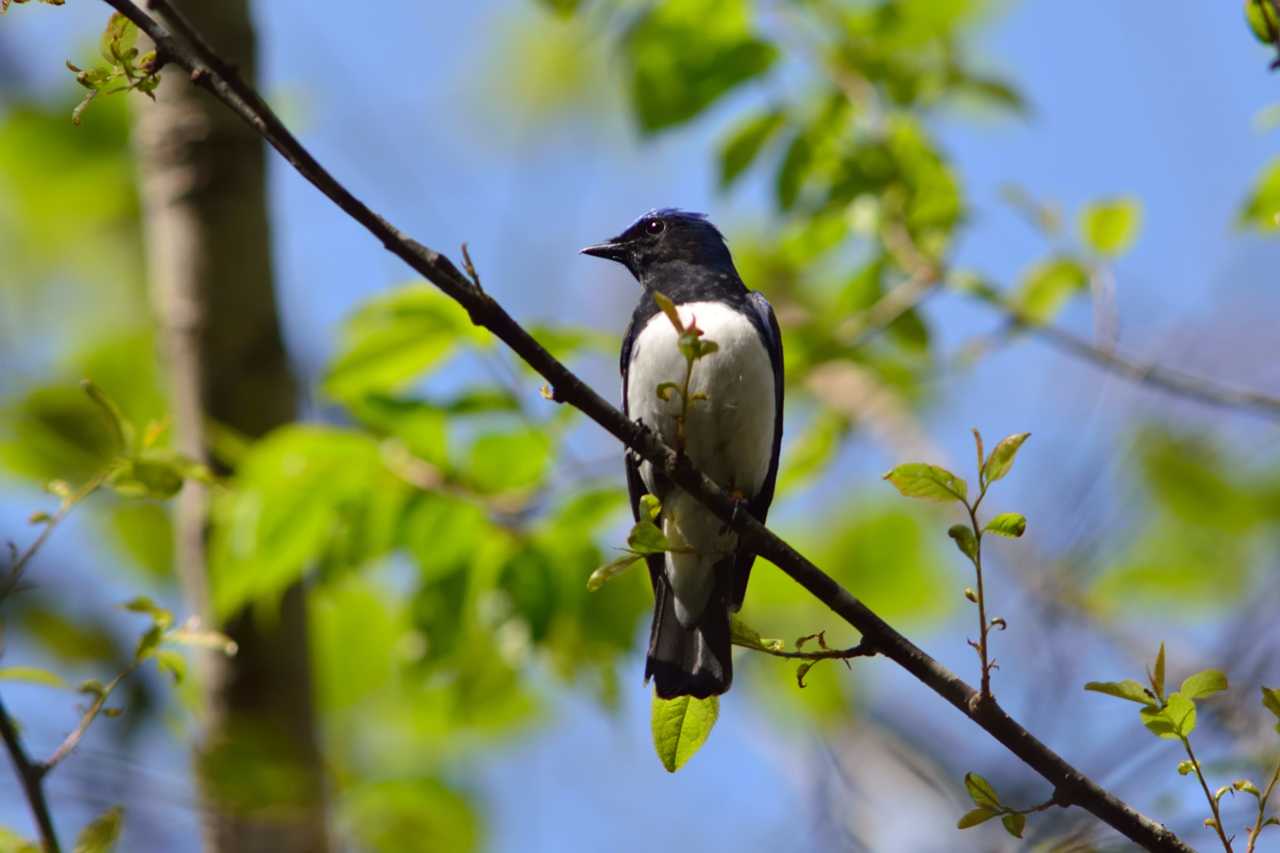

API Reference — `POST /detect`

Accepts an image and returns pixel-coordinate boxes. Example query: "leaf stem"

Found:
[0,473,106,602]
[1182,735,1233,852]
[42,662,138,774]
[1246,758,1280,853]
[966,486,993,701]
[734,635,876,662]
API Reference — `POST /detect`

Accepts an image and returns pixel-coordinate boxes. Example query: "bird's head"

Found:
[580,209,734,281]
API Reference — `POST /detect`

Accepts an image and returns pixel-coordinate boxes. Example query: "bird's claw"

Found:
[720,489,749,534]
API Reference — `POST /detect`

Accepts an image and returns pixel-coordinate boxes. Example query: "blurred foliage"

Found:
[3,0,1280,850]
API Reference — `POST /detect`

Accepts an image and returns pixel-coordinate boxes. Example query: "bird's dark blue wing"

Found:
[731,291,785,609]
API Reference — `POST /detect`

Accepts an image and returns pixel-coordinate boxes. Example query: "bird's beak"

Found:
[579,236,630,265]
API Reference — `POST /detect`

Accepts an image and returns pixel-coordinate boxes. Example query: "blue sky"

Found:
[2,2,1279,851]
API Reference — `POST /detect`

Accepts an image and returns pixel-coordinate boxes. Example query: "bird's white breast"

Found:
[627,300,776,498]
[626,299,777,625]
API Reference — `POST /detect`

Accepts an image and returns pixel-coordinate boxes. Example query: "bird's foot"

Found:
[720,488,749,534]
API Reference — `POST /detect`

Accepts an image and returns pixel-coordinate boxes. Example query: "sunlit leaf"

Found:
[883,462,967,502]
[651,694,718,772]
[964,771,1001,809]
[324,284,487,403]
[0,666,66,688]
[1240,157,1280,232]
[718,108,786,188]
[73,805,122,853]
[1140,691,1196,740]
[1080,197,1142,256]
[1001,812,1026,839]
[1084,679,1156,707]
[1013,257,1089,323]
[947,524,977,561]
[983,513,1026,538]
[1179,669,1227,701]
[982,433,1030,484]
[624,0,777,133]
[956,807,998,829]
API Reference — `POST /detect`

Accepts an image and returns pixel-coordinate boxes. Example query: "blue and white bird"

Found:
[582,209,784,698]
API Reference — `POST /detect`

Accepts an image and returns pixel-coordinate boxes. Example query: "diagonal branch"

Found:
[0,696,60,852]
[95,2,1192,849]
[1000,311,1280,420]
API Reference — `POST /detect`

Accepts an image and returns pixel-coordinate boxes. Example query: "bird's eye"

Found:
[645,219,666,236]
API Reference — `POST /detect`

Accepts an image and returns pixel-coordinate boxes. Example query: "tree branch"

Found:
[998,311,1280,421]
[0,695,60,852]
[95,2,1193,848]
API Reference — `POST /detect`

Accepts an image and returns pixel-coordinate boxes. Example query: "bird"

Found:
[581,209,784,699]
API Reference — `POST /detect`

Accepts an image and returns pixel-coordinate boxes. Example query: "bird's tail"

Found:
[645,575,732,699]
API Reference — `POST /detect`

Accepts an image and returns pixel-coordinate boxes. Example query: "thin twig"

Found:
[1007,314,1280,420]
[1183,736,1234,852]
[0,474,106,601]
[90,4,1194,848]
[42,663,138,774]
[1246,759,1280,853]
[735,635,876,662]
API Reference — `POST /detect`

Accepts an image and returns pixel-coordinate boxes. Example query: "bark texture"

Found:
[132,3,328,850]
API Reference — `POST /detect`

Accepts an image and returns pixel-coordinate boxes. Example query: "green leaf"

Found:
[624,0,777,133]
[73,805,122,853]
[964,772,1001,809]
[947,524,977,561]
[651,694,718,772]
[1235,779,1262,797]
[718,108,786,188]
[0,666,66,688]
[775,131,812,211]
[639,493,661,522]
[165,627,237,656]
[1080,197,1142,256]
[1013,257,1089,323]
[133,624,163,660]
[1241,157,1280,232]
[1247,0,1280,43]
[324,284,486,403]
[956,807,998,829]
[883,463,967,502]
[210,426,408,617]
[0,826,40,853]
[121,596,173,630]
[1153,642,1166,700]
[982,433,1030,484]
[778,410,846,493]
[535,0,579,17]
[1001,812,1026,839]
[81,379,132,451]
[107,455,189,499]
[1177,759,1195,775]
[152,650,186,684]
[627,519,673,556]
[795,660,815,688]
[1084,679,1157,706]
[344,778,480,853]
[587,553,642,592]
[462,427,552,494]
[983,513,1027,538]
[99,13,138,64]
[1179,669,1228,701]
[1140,692,1196,740]
[727,615,784,652]
[1261,686,1280,719]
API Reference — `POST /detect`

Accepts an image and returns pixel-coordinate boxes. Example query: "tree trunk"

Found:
[132,3,328,851]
